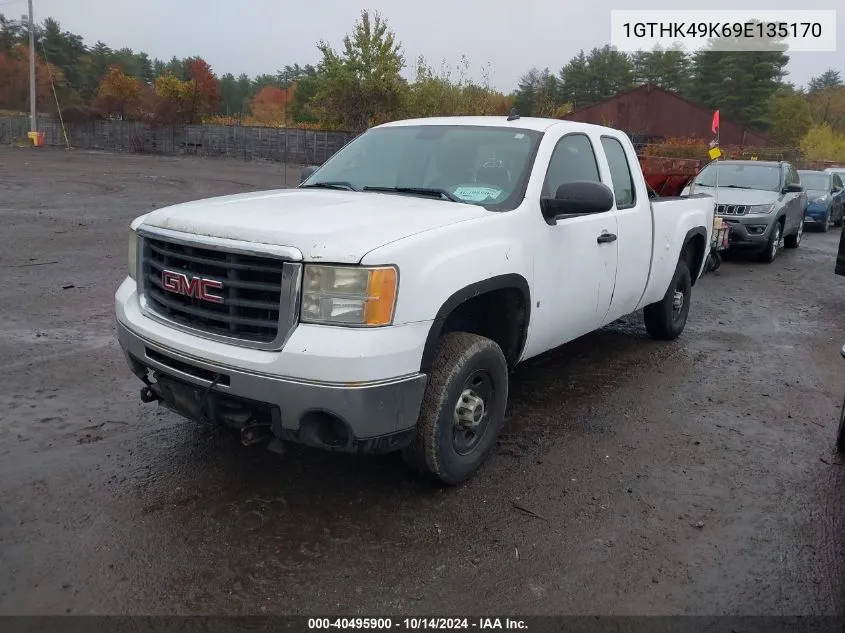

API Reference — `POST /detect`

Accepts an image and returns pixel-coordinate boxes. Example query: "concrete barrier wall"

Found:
[0,116,355,165]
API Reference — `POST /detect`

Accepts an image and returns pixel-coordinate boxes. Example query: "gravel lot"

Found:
[0,147,843,616]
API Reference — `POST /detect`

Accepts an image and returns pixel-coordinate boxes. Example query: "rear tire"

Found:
[784,219,803,248]
[402,332,509,486]
[644,259,691,340]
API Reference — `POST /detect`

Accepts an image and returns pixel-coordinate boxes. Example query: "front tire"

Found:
[402,332,509,486]
[644,259,691,340]
[820,211,831,233]
[760,221,782,262]
[785,218,803,248]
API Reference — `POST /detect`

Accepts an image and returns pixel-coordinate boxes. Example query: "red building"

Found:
[562,84,773,147]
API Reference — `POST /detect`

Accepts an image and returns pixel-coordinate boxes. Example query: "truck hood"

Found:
[692,186,779,206]
[139,188,491,263]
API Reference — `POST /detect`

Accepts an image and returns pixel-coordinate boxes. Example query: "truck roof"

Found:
[374,115,624,135]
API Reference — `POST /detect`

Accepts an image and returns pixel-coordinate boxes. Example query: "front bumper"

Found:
[721,214,779,249]
[117,321,428,453]
[804,203,830,226]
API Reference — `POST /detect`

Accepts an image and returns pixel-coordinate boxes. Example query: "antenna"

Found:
[507,108,520,121]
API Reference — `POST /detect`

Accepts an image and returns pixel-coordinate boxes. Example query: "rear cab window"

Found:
[600,136,636,209]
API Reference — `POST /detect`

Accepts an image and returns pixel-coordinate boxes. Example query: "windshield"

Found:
[695,163,782,192]
[301,125,543,210]
[798,172,830,191]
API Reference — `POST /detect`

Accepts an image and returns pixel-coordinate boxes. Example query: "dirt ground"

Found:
[0,146,843,616]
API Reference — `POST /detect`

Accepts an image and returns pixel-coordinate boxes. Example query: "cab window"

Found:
[542,134,601,199]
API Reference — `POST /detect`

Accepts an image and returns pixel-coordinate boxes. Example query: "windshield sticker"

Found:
[452,186,503,202]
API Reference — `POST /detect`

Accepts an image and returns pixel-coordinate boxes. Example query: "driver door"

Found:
[541,132,619,347]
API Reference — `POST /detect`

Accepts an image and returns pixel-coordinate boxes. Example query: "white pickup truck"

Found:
[115,115,714,485]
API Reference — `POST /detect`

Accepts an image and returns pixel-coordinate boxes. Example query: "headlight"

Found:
[300,265,398,326]
[128,229,138,280]
[747,204,775,215]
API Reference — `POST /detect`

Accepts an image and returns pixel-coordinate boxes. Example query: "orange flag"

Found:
[711,110,720,134]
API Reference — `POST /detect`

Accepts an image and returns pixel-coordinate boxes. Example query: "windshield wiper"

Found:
[721,184,753,189]
[300,181,359,191]
[363,186,461,203]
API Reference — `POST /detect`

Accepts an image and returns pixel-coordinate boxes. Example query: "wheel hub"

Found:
[455,389,485,429]
[672,290,684,311]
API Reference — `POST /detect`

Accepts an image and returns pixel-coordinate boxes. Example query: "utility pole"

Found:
[28,0,36,132]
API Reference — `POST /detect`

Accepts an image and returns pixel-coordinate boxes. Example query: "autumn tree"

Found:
[183,57,220,122]
[800,123,845,162]
[0,43,67,113]
[153,73,191,124]
[93,65,142,118]
[249,85,293,125]
[768,90,813,146]
[308,10,407,131]
[808,86,845,134]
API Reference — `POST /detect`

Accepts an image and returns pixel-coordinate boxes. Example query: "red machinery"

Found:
[639,153,728,272]
[639,155,701,197]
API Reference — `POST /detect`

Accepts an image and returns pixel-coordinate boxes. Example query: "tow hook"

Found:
[241,423,272,446]
[140,386,160,403]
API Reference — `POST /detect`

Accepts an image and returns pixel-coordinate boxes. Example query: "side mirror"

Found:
[784,183,803,193]
[540,181,615,225]
[833,186,842,193]
[300,165,318,184]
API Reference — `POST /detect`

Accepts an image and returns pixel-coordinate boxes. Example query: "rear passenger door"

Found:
[599,135,652,324]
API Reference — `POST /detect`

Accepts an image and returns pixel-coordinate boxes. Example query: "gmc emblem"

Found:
[161,269,224,304]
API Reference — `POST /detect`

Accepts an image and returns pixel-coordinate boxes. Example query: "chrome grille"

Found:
[137,232,301,348]
[716,204,750,216]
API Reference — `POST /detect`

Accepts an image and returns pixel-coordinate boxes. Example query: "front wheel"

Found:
[784,218,803,248]
[644,259,691,340]
[760,221,782,263]
[820,211,831,233]
[402,332,509,485]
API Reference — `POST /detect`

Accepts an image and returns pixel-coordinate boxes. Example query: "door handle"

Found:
[597,231,617,244]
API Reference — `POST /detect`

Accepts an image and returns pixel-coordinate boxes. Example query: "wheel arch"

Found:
[420,273,531,373]
[681,226,708,286]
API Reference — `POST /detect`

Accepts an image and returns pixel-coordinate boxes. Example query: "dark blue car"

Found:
[799,170,845,231]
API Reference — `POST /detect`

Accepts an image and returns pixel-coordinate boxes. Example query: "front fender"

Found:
[360,216,533,327]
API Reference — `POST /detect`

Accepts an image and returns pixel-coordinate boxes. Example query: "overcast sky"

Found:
[10,0,844,91]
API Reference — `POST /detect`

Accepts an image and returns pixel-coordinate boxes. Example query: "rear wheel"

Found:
[785,218,803,248]
[402,332,509,485]
[644,259,691,340]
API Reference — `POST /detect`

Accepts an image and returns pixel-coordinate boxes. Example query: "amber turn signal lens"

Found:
[363,267,398,326]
